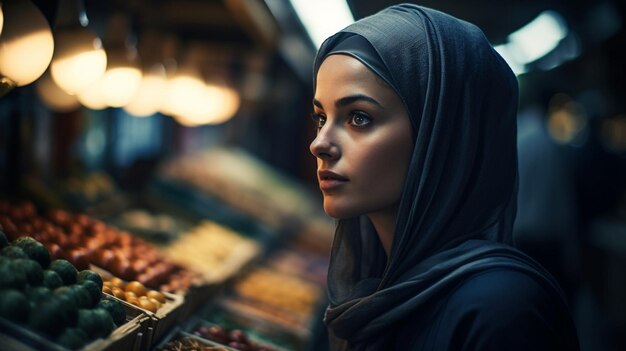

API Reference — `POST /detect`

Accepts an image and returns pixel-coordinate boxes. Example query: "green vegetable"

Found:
[56,284,91,310]
[49,259,78,285]
[12,236,39,248]
[53,286,73,296]
[43,269,64,290]
[77,308,115,338]
[52,289,79,326]
[1,246,28,259]
[77,270,103,291]
[24,286,52,304]
[81,280,102,307]
[69,284,93,309]
[0,259,28,290]
[0,230,8,248]
[0,289,30,323]
[21,242,51,269]
[56,327,89,350]
[28,297,69,336]
[13,258,44,286]
[97,298,126,326]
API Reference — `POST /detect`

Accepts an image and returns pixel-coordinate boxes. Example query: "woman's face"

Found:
[310,54,413,219]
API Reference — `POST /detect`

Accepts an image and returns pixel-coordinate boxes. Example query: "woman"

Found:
[309,3,580,351]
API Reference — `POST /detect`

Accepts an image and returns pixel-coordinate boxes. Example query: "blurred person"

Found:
[309,3,579,350]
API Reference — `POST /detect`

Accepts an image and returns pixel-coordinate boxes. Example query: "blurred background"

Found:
[0,1,625,351]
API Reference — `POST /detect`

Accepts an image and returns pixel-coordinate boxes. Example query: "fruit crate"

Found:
[197,302,306,351]
[177,282,220,322]
[154,328,236,351]
[0,296,148,351]
[104,291,185,350]
[92,265,187,350]
[185,317,291,351]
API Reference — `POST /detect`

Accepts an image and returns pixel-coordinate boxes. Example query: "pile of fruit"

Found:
[0,232,126,350]
[103,277,167,313]
[0,200,199,292]
[193,323,278,351]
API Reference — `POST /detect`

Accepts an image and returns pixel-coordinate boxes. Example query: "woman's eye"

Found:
[349,111,372,127]
[311,112,326,128]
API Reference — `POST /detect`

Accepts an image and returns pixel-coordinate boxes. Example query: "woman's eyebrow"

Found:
[313,94,385,110]
[336,94,384,108]
[313,99,324,109]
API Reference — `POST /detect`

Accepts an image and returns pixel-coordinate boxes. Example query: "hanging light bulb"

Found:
[179,84,240,126]
[124,31,171,117]
[0,2,4,37]
[124,62,167,117]
[100,52,141,107]
[50,0,107,95]
[174,113,204,128]
[35,70,80,112]
[77,78,107,110]
[176,84,215,126]
[162,64,206,122]
[160,44,209,125]
[205,84,240,124]
[99,13,142,108]
[0,0,54,96]
[162,44,240,127]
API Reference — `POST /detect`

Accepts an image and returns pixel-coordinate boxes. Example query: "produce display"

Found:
[115,208,179,242]
[0,232,126,350]
[265,248,328,286]
[161,220,261,284]
[230,267,322,329]
[159,333,232,351]
[60,172,118,205]
[22,172,125,216]
[103,277,167,313]
[0,200,200,293]
[193,322,279,351]
[159,148,323,231]
[0,196,329,351]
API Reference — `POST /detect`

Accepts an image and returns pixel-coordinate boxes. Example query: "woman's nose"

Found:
[310,127,339,161]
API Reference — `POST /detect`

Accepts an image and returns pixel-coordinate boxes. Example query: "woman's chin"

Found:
[323,202,356,219]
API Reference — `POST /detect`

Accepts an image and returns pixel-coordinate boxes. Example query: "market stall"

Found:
[0,0,333,350]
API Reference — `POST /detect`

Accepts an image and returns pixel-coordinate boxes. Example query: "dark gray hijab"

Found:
[313,4,566,350]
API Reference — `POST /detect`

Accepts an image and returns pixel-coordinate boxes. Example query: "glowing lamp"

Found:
[49,0,107,95]
[174,114,204,127]
[180,84,240,126]
[100,67,142,107]
[124,63,167,117]
[95,13,142,107]
[205,84,240,124]
[77,78,107,110]
[51,28,107,95]
[36,71,80,112]
[0,3,4,37]
[162,68,205,119]
[0,0,54,95]
[95,47,141,107]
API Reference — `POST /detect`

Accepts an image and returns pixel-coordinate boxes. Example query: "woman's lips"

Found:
[318,170,349,191]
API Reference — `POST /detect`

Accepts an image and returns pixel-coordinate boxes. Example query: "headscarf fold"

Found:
[313,4,567,350]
